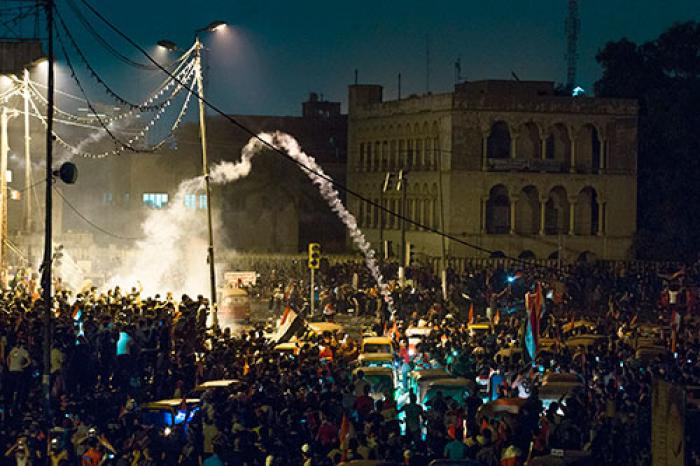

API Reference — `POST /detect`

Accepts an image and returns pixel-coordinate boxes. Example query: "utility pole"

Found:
[23,69,32,266]
[42,0,55,439]
[398,170,407,286]
[194,36,218,326]
[0,107,14,279]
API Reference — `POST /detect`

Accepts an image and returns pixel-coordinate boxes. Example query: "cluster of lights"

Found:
[28,67,196,159]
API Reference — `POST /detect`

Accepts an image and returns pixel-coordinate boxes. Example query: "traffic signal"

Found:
[308,243,321,270]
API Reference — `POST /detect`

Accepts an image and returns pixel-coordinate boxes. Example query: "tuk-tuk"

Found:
[188,380,241,400]
[495,346,523,365]
[408,368,451,395]
[352,366,395,400]
[307,322,345,338]
[564,334,605,350]
[634,345,670,363]
[419,377,474,409]
[542,372,583,386]
[139,399,200,432]
[468,322,493,336]
[274,341,302,356]
[361,336,395,355]
[561,320,596,336]
[219,287,251,323]
[537,382,583,410]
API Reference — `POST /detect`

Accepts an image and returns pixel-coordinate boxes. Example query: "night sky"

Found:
[39,1,700,116]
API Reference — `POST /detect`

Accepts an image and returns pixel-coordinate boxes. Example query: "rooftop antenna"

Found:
[454,57,463,84]
[354,68,358,85]
[425,34,431,93]
[565,0,580,91]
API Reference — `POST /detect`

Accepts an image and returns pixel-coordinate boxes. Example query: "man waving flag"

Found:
[524,282,544,361]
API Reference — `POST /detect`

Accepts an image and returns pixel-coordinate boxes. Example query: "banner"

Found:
[224,271,257,287]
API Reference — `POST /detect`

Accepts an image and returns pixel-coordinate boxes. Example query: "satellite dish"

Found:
[54,162,78,184]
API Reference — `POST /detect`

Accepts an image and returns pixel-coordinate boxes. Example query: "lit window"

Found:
[184,194,197,209]
[198,194,207,209]
[143,192,168,209]
[102,192,113,205]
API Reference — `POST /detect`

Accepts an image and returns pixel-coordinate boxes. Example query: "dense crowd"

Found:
[0,258,698,466]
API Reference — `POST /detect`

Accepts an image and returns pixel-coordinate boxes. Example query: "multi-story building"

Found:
[347,80,638,262]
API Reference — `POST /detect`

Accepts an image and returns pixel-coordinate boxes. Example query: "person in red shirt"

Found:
[353,385,374,421]
[316,413,338,449]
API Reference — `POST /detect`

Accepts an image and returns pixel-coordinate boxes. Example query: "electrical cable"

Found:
[53,186,143,241]
[65,0,161,71]
[74,0,561,273]
[55,8,181,112]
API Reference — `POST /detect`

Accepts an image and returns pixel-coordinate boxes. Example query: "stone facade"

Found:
[347,80,638,262]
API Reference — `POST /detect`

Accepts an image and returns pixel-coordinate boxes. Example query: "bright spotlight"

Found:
[157,40,178,52]
[207,21,227,32]
[506,276,516,283]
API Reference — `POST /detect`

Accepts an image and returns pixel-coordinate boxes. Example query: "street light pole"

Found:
[23,69,32,266]
[42,0,55,436]
[193,36,218,326]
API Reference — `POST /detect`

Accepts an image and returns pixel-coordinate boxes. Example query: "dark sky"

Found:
[51,1,700,116]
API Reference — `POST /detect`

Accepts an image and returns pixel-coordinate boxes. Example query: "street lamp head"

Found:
[157,40,178,52]
[206,21,226,32]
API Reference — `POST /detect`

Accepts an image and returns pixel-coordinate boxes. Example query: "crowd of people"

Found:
[0,257,697,466]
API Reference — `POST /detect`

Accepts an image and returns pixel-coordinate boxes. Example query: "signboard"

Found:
[224,271,257,287]
[652,379,686,466]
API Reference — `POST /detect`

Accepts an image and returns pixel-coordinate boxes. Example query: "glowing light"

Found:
[572,86,585,96]
[507,276,516,283]
[163,427,172,436]
[207,21,227,32]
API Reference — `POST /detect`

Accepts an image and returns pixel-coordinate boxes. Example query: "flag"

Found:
[468,303,475,324]
[524,283,543,361]
[275,308,302,343]
[279,306,293,326]
[493,309,501,326]
[390,319,399,339]
[671,308,681,353]
[339,413,354,450]
[243,360,250,376]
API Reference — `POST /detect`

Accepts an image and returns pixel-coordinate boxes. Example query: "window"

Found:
[102,192,113,205]
[199,194,207,209]
[123,192,130,206]
[184,194,197,209]
[143,192,168,209]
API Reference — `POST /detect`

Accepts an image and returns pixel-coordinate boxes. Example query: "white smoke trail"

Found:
[210,131,393,309]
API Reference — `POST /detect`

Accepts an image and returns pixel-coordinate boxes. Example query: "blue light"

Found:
[174,410,187,424]
[572,86,585,96]
[507,276,516,283]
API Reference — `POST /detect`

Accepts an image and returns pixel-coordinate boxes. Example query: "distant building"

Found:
[57,93,348,254]
[346,80,638,262]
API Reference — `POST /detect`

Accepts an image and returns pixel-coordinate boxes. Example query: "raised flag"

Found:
[468,302,475,324]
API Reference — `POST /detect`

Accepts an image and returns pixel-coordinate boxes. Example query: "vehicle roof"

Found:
[142,399,200,409]
[562,320,595,331]
[362,336,393,345]
[358,352,394,361]
[307,322,344,333]
[426,377,474,388]
[468,322,492,328]
[194,379,239,389]
[353,366,393,376]
[410,368,449,379]
[275,342,300,349]
[543,373,582,384]
[538,383,582,398]
[222,288,248,297]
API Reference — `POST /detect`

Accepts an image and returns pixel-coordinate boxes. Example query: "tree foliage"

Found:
[595,21,700,260]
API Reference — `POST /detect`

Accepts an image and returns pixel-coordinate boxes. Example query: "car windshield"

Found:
[364,343,392,354]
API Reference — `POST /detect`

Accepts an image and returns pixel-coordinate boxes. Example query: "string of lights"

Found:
[75,0,559,271]
[27,68,197,159]
[26,58,195,126]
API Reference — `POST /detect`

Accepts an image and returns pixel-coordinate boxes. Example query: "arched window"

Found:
[358,143,365,171]
[486,185,510,234]
[487,121,511,159]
